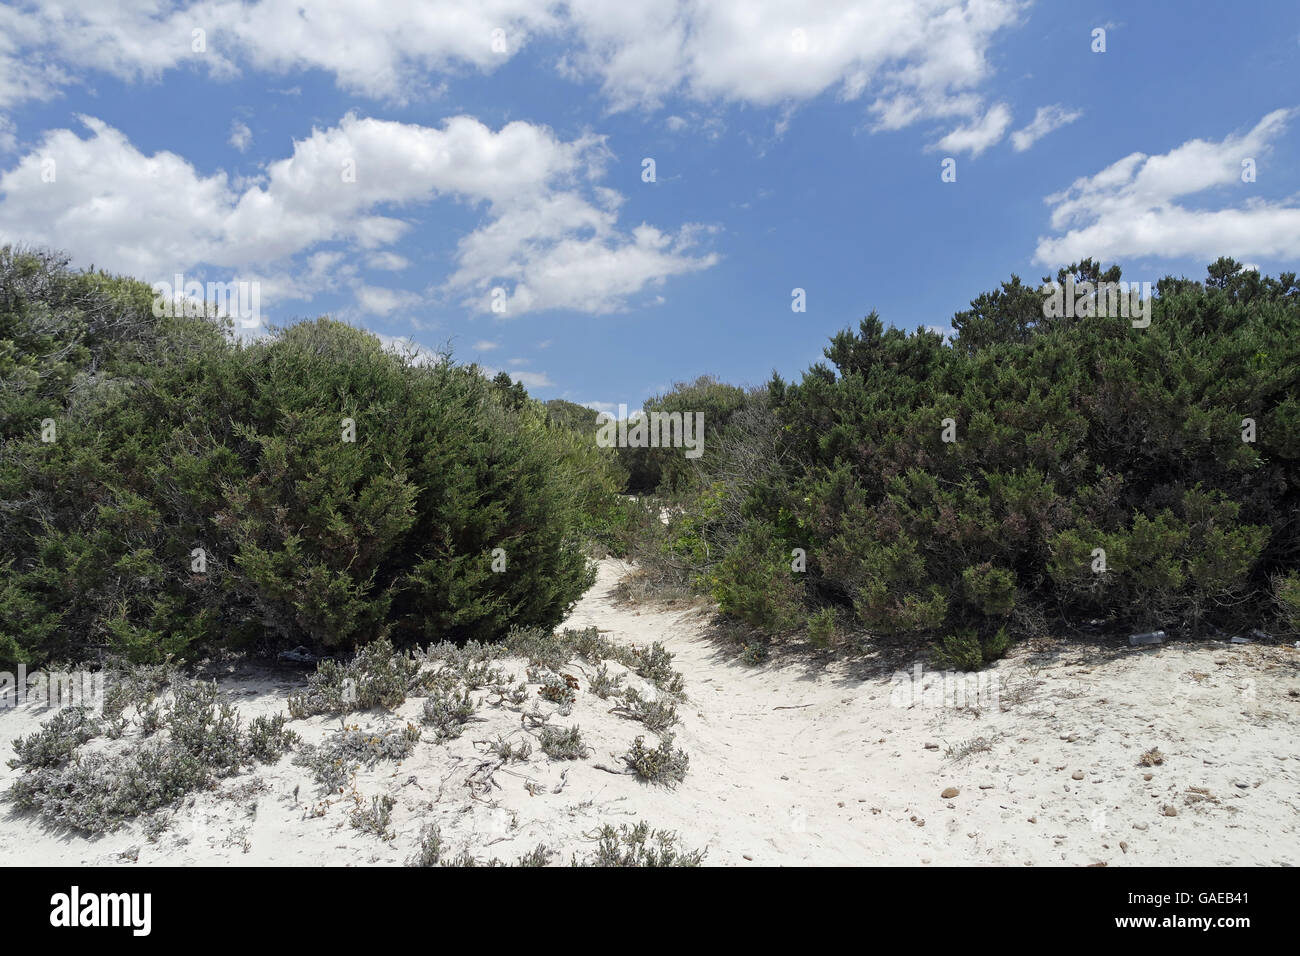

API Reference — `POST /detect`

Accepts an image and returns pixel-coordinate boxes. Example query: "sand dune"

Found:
[2,557,1297,866]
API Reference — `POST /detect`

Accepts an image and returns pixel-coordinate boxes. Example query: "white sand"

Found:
[2,557,1297,866]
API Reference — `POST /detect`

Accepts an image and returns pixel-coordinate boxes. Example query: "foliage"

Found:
[1,249,613,666]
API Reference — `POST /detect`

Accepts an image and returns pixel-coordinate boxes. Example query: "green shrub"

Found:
[664,259,1299,660]
[806,607,838,647]
[1273,571,1300,636]
[1,248,615,666]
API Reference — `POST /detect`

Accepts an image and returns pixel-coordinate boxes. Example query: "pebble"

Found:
[1071,771,1085,780]
[1162,806,1178,817]
[941,787,960,799]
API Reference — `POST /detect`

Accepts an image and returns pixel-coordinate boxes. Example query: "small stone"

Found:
[743,854,753,861]
[1143,773,1153,781]
[924,742,939,750]
[1234,781,1249,789]
[1162,805,1178,817]
[1119,841,1128,853]
[1028,816,1037,824]
[941,787,960,799]
[1071,771,1085,780]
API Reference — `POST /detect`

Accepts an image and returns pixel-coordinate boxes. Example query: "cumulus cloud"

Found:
[353,284,422,316]
[0,1,1024,136]
[0,0,557,108]
[929,102,1012,157]
[366,251,410,270]
[1010,104,1081,152]
[562,0,1023,130]
[1033,109,1300,265]
[484,366,553,388]
[372,331,443,365]
[0,112,715,315]
[229,120,252,153]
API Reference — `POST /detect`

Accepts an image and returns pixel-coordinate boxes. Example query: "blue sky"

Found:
[1,1,1297,411]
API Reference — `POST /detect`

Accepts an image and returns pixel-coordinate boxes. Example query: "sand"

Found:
[1,557,1297,866]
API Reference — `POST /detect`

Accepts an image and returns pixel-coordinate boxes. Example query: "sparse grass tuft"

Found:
[8,706,102,771]
[630,642,685,694]
[621,734,689,786]
[421,685,478,740]
[350,794,396,840]
[577,820,705,866]
[610,687,678,733]
[538,724,589,760]
[587,662,625,699]
[287,637,420,718]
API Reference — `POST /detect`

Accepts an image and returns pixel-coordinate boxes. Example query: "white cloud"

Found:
[1034,109,1300,265]
[229,120,252,153]
[0,1,557,108]
[1010,104,1081,152]
[929,102,1012,157]
[0,1,1024,138]
[353,284,421,316]
[0,115,14,153]
[563,0,1023,132]
[485,366,553,388]
[372,331,442,365]
[366,251,410,270]
[472,339,499,351]
[511,370,551,387]
[0,112,715,315]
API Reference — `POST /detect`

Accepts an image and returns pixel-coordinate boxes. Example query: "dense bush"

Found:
[0,248,615,666]
[655,258,1300,657]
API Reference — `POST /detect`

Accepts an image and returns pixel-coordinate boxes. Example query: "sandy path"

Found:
[564,559,1300,866]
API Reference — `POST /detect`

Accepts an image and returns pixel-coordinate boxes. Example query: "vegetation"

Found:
[4,245,1295,677]
[621,259,1300,661]
[0,247,622,667]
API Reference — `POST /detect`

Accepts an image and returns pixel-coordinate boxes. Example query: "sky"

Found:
[1,1,1298,412]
